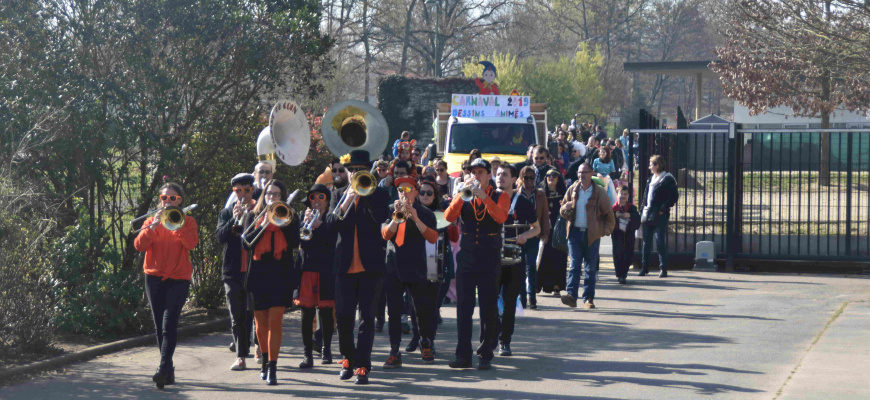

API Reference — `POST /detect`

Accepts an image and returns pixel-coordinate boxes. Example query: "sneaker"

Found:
[230,357,246,371]
[354,367,369,385]
[499,343,512,357]
[405,337,420,353]
[383,353,402,369]
[561,294,577,308]
[339,359,354,380]
[659,270,668,278]
[477,357,492,370]
[638,268,649,276]
[618,277,627,284]
[421,348,435,364]
[584,300,596,309]
[255,346,262,364]
[448,358,472,369]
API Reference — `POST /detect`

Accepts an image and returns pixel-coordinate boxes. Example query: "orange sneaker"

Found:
[421,348,435,364]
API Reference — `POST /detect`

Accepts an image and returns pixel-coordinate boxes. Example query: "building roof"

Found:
[623,61,720,80]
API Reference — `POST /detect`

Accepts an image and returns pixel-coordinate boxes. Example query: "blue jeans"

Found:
[566,228,600,301]
[520,237,540,307]
[641,214,670,270]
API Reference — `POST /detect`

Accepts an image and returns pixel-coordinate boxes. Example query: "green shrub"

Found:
[51,203,149,337]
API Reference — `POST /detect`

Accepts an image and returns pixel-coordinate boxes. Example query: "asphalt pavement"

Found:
[3,268,868,400]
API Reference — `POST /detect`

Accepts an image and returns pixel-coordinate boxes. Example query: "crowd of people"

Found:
[132,125,678,389]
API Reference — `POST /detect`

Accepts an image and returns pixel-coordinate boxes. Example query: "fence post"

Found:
[845,133,853,255]
[725,123,739,271]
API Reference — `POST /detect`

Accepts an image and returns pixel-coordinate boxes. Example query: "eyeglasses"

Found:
[160,195,182,202]
[257,169,273,175]
[265,191,281,197]
[419,190,434,196]
[308,193,326,202]
[334,167,347,173]
[232,187,253,194]
[397,186,414,193]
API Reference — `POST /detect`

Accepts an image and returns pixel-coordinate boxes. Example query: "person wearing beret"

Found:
[381,177,440,368]
[134,182,199,389]
[242,179,300,385]
[217,173,256,372]
[295,183,337,369]
[443,158,510,370]
[326,149,391,385]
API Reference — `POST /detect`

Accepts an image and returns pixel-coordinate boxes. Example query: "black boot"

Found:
[266,361,277,385]
[152,368,166,389]
[321,344,333,364]
[165,366,175,385]
[299,348,314,369]
[260,352,269,380]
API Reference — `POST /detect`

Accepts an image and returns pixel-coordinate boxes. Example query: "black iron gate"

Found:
[632,126,870,264]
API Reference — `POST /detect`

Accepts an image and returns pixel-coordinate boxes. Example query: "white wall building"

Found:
[734,104,870,129]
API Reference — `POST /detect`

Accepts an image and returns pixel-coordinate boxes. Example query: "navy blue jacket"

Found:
[326,186,390,275]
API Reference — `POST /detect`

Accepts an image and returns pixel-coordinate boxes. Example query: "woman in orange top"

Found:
[133,183,199,389]
[242,179,300,385]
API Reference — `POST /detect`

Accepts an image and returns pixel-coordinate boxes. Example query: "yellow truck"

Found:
[433,95,548,174]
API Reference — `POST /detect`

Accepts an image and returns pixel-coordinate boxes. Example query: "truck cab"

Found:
[443,116,538,173]
[434,100,548,174]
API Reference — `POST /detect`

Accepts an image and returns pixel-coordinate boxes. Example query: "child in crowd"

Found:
[611,185,640,284]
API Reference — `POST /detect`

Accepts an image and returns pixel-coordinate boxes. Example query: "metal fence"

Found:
[632,127,870,265]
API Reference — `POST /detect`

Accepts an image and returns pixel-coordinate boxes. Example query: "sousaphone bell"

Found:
[321,100,389,158]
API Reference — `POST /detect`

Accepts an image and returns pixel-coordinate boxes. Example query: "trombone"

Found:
[131,204,198,233]
[241,201,295,247]
[299,209,320,241]
[333,170,377,220]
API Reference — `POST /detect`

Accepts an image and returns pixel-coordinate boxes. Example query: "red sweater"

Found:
[134,216,199,281]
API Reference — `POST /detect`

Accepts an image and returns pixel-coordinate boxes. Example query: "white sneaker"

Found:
[231,357,247,371]
[255,345,262,364]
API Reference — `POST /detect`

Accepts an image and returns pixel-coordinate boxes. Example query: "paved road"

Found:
[3,269,869,400]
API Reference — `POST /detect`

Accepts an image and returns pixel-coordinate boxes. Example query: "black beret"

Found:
[469,158,491,174]
[231,173,255,187]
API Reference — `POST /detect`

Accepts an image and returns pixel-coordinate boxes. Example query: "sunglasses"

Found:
[308,193,326,202]
[523,176,535,181]
[334,167,347,173]
[436,168,446,173]
[346,167,364,173]
[160,195,182,202]
[534,157,546,161]
[232,187,253,194]
[397,186,414,193]
[419,190,434,196]
[546,174,558,179]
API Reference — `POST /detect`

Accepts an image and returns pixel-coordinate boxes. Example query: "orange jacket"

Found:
[134,215,199,281]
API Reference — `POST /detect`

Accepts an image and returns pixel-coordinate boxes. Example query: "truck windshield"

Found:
[448,123,536,155]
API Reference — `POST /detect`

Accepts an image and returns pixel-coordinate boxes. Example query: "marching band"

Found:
[134,99,550,388]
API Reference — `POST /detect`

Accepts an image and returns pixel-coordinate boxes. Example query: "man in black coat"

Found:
[325,150,390,385]
[216,173,256,371]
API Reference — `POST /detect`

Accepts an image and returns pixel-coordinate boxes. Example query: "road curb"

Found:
[0,317,229,383]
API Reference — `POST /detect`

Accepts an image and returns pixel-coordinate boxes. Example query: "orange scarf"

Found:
[252,216,288,261]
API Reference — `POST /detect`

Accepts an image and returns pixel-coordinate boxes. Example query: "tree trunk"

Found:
[399,0,417,75]
[819,111,831,186]
[363,0,370,102]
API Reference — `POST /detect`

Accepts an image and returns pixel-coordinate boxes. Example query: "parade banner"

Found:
[450,94,531,119]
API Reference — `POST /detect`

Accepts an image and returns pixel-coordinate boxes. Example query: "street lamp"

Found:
[425,0,440,77]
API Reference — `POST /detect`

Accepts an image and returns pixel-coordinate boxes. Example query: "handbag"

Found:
[551,216,569,253]
[641,206,659,226]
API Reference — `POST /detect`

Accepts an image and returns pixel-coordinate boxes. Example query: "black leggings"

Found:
[144,274,190,372]
[301,307,334,352]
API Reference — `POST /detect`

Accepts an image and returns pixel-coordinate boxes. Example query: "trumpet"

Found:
[242,201,295,247]
[300,209,321,241]
[460,180,479,202]
[333,170,377,220]
[131,204,198,233]
[232,195,249,233]
[393,199,410,224]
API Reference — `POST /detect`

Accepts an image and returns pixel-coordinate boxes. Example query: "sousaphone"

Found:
[321,100,389,157]
[269,99,311,166]
[256,126,277,170]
